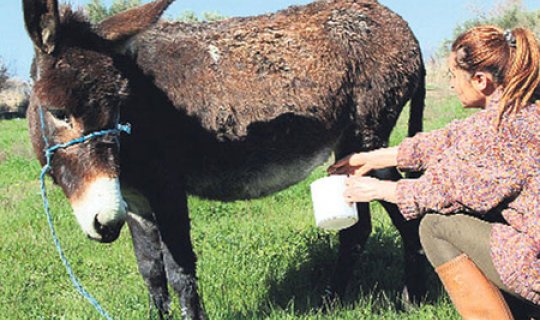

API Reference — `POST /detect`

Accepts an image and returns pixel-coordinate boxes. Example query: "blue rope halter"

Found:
[38,106,131,319]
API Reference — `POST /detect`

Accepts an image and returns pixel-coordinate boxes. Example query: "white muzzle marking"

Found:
[71,177,127,240]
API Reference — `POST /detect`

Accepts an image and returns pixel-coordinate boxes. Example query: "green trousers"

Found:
[419,213,540,319]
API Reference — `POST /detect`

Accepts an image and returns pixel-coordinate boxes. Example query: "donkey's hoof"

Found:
[319,287,343,313]
[399,285,425,311]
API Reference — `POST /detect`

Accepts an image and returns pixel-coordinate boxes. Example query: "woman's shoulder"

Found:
[522,99,540,115]
[498,101,540,130]
[514,101,540,132]
[504,101,540,159]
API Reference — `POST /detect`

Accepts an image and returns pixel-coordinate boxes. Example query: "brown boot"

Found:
[435,254,514,320]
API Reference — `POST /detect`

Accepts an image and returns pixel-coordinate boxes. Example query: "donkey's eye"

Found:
[49,109,70,124]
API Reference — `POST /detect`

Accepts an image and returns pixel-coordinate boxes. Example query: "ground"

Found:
[0,87,470,319]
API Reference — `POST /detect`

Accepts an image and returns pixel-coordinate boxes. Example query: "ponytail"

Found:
[500,28,540,116]
[451,26,540,123]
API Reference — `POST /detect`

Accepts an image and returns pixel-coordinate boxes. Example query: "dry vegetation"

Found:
[0,60,8,91]
[0,57,30,119]
[0,79,30,119]
[425,0,540,105]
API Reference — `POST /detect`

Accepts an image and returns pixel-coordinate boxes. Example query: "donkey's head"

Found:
[24,0,173,242]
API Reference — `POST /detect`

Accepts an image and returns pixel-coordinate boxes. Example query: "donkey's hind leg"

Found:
[323,141,374,305]
[126,212,170,319]
[324,202,372,304]
[324,133,426,307]
[371,167,427,306]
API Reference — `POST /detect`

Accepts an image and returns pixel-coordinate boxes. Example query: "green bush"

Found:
[427,0,540,96]
[86,0,142,23]
[177,10,228,23]
[0,57,8,91]
[434,0,540,60]
[85,0,228,24]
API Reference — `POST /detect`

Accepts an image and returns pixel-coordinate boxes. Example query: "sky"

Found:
[2,0,540,80]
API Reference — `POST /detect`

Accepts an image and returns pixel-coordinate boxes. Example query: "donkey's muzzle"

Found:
[92,216,124,243]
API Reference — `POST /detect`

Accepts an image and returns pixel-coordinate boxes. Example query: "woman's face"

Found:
[448,52,487,108]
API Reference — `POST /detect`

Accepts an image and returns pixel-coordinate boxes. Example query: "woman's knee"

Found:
[419,214,444,247]
[418,214,461,267]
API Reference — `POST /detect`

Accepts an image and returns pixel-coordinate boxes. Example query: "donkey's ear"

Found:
[96,0,174,42]
[23,0,60,54]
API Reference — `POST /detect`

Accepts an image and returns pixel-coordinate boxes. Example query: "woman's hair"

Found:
[451,25,540,120]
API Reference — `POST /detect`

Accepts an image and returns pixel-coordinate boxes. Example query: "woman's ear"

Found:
[471,72,496,95]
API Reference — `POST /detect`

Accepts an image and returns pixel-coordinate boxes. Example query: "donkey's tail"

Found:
[408,62,426,138]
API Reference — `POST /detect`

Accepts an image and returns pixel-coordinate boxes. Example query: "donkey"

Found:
[24,0,426,318]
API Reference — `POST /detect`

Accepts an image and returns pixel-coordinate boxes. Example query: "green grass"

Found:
[0,95,470,319]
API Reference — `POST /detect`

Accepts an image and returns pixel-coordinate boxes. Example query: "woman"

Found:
[329,25,540,319]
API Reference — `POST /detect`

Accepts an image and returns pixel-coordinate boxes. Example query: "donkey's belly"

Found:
[184,143,334,201]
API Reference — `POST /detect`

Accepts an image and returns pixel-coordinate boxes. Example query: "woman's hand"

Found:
[344,176,397,203]
[328,147,399,176]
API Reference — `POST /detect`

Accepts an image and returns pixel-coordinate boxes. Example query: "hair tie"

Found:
[504,29,517,48]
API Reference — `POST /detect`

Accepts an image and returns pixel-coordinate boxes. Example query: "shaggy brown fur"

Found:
[24,0,426,318]
[98,0,175,41]
[133,0,422,141]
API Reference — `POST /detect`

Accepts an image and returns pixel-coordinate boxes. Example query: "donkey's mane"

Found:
[59,6,108,50]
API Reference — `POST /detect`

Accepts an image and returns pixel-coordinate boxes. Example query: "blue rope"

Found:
[38,107,131,319]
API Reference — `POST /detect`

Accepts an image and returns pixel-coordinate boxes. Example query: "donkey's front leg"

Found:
[149,187,206,320]
[378,200,426,306]
[372,167,427,306]
[124,188,170,318]
[126,211,170,319]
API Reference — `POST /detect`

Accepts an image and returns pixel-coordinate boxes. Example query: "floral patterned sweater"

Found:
[395,97,540,304]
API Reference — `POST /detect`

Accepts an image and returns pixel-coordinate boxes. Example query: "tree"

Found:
[201,11,228,22]
[0,58,8,91]
[86,1,228,24]
[110,0,143,16]
[86,0,142,23]
[427,0,540,93]
[86,0,108,23]
[436,0,540,59]
[177,10,200,23]
[177,10,227,23]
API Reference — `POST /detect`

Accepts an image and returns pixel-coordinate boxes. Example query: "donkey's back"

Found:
[131,0,422,140]
[121,0,424,201]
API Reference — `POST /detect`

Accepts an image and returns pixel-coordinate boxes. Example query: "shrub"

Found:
[0,58,8,92]
[86,0,228,24]
[427,0,540,91]
[177,10,228,23]
[434,0,540,61]
[86,0,142,23]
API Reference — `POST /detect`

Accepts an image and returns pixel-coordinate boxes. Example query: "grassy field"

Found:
[0,91,474,319]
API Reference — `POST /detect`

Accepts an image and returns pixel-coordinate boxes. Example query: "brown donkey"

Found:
[24,0,426,318]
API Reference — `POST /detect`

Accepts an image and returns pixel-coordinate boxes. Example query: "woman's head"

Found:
[449,25,540,117]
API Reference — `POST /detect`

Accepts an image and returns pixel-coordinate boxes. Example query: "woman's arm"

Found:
[328,147,398,176]
[397,119,465,172]
[344,156,526,221]
[395,157,525,220]
[344,176,397,203]
[330,117,476,176]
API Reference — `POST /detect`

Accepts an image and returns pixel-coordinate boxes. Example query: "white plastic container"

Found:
[310,175,358,230]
